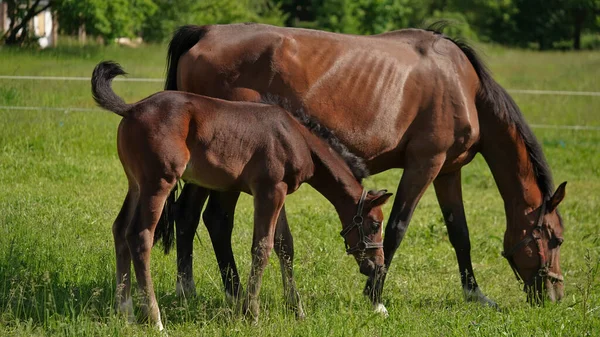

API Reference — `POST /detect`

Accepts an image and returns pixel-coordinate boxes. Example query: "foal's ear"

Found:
[368,189,393,207]
[547,181,567,213]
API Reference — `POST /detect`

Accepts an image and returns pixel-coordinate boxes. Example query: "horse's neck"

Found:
[479,120,543,228]
[306,140,362,216]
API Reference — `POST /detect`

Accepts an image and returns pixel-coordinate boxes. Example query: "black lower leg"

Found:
[175,184,207,290]
[441,206,478,290]
[433,171,479,291]
[364,214,409,304]
[203,191,241,298]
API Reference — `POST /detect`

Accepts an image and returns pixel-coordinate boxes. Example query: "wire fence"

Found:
[2,74,600,96]
[1,105,599,131]
[2,75,599,130]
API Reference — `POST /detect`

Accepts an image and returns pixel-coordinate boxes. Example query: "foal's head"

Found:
[340,189,392,277]
[503,182,566,303]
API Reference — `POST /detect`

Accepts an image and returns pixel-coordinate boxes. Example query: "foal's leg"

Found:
[113,189,138,322]
[244,183,287,321]
[433,170,497,307]
[127,181,174,331]
[364,153,446,315]
[273,207,305,319]
[175,184,209,297]
[203,190,242,301]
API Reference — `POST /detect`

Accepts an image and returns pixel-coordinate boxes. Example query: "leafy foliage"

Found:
[54,0,157,42]
[141,0,286,42]
[1,0,599,50]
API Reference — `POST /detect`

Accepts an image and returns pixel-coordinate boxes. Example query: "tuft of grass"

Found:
[1,43,599,336]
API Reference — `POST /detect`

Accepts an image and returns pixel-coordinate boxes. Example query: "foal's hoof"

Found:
[464,287,499,309]
[285,292,306,320]
[241,298,261,324]
[295,305,306,320]
[373,303,389,318]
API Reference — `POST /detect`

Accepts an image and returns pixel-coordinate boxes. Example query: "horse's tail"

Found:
[91,61,131,117]
[154,25,207,254]
[165,25,208,90]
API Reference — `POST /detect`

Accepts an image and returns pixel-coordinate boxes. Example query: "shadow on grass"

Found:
[0,237,263,329]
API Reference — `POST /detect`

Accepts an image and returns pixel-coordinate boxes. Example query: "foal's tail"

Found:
[91,61,131,117]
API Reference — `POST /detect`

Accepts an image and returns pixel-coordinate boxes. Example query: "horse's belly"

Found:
[182,155,247,192]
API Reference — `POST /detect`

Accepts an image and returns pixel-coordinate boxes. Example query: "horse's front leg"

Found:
[273,206,305,319]
[364,153,446,316]
[174,184,209,297]
[433,170,498,308]
[244,183,287,322]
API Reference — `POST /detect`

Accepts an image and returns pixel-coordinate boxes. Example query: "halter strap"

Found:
[501,201,563,283]
[340,189,383,254]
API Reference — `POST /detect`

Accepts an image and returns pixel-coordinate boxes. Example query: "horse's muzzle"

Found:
[359,258,385,277]
[525,276,565,304]
[545,278,565,302]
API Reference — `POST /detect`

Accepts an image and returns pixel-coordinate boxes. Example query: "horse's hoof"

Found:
[464,287,499,309]
[175,280,197,298]
[373,303,389,318]
[226,291,237,305]
[296,306,306,320]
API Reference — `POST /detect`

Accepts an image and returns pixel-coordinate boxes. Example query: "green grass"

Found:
[0,42,599,336]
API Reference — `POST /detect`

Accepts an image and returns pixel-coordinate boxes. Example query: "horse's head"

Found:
[503,182,566,303]
[340,189,392,277]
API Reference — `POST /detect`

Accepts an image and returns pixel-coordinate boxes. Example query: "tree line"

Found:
[1,0,599,50]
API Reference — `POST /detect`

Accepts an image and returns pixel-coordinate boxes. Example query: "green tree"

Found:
[565,0,600,49]
[1,0,53,45]
[55,0,157,43]
[142,0,286,42]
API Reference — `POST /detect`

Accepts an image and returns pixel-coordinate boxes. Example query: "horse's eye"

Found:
[550,237,564,248]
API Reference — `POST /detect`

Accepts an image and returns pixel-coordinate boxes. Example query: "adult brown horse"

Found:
[160,23,567,314]
[93,61,390,328]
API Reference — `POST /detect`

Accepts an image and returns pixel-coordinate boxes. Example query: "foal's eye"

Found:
[371,222,381,232]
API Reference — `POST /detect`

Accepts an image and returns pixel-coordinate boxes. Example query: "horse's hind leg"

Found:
[273,206,305,319]
[203,190,242,301]
[433,170,497,308]
[127,180,175,331]
[113,188,138,322]
[244,183,287,322]
[175,184,209,297]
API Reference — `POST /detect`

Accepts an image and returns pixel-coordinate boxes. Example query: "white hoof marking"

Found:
[373,303,389,318]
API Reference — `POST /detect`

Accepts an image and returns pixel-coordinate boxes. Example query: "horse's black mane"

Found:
[261,94,370,182]
[426,21,555,201]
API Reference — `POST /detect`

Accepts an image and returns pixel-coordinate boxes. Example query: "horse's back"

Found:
[177,24,481,171]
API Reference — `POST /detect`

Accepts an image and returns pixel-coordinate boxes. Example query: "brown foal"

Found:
[92,61,391,329]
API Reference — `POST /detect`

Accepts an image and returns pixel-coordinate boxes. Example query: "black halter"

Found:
[340,190,384,255]
[502,200,564,284]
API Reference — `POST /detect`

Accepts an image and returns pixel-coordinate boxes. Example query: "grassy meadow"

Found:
[0,42,599,336]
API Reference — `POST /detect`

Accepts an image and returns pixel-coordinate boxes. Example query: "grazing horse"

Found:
[92,61,391,328]
[161,23,567,312]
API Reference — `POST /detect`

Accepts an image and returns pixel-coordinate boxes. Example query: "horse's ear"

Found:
[547,181,567,212]
[368,189,393,207]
